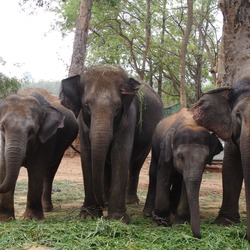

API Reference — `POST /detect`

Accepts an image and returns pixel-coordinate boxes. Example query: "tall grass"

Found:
[0,175,249,249]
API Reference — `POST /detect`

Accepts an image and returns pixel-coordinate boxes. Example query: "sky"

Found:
[0,1,74,82]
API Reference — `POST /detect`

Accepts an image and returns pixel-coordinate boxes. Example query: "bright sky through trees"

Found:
[0,1,73,81]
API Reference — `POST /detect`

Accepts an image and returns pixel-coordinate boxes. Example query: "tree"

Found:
[68,0,93,76]
[180,0,193,108]
[0,73,21,99]
[217,0,250,87]
[22,0,221,105]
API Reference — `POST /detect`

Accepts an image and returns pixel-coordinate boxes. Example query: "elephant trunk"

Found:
[0,138,26,193]
[90,117,113,206]
[240,133,250,241]
[184,173,203,239]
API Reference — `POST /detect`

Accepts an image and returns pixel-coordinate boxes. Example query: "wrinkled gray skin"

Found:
[0,88,78,221]
[60,65,163,222]
[143,108,223,238]
[192,76,250,241]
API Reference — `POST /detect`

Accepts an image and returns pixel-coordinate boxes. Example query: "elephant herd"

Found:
[0,64,250,241]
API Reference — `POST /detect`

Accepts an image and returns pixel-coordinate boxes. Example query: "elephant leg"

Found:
[79,128,103,220]
[126,147,151,204]
[107,147,131,223]
[175,181,190,224]
[42,139,70,211]
[42,122,78,212]
[153,162,173,226]
[143,155,157,217]
[0,150,15,221]
[42,159,61,212]
[214,142,242,225]
[24,166,45,220]
[80,158,103,219]
[104,163,111,206]
[170,172,183,215]
[0,191,15,221]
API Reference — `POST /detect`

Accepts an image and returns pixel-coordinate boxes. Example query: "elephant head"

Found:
[191,76,250,240]
[0,93,64,193]
[60,65,141,206]
[191,87,232,141]
[158,126,223,238]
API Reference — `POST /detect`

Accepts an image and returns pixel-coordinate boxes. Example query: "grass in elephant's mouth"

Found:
[0,179,247,249]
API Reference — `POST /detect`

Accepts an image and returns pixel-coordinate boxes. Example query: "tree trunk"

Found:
[68,0,93,76]
[217,0,250,87]
[140,0,151,81]
[180,0,193,108]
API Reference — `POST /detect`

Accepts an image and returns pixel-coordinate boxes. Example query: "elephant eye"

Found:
[84,103,90,113]
[236,111,241,121]
[114,104,123,124]
[0,126,4,133]
[28,128,35,138]
[115,104,122,115]
[178,153,184,162]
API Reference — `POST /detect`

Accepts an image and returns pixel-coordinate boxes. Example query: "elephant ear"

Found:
[60,75,82,117]
[120,78,141,112]
[206,133,224,165]
[191,87,233,141]
[39,105,65,143]
[159,128,176,163]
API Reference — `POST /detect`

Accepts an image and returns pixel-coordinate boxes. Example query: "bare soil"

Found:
[17,154,247,221]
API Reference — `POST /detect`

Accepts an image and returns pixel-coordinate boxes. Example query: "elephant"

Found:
[0,88,79,221]
[60,64,164,222]
[191,76,250,241]
[143,108,223,238]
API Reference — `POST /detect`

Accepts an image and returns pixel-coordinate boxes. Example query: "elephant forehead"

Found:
[84,84,121,105]
[174,144,209,157]
[3,114,36,128]
[2,96,41,117]
[174,127,210,146]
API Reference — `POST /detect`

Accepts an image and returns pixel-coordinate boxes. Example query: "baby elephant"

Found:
[0,88,78,221]
[143,108,223,238]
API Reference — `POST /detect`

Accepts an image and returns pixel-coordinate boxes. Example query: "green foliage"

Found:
[202,83,217,93]
[52,0,80,35]
[52,0,221,106]
[0,73,22,99]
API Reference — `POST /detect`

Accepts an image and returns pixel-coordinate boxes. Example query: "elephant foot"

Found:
[174,214,190,224]
[152,210,171,227]
[125,194,140,205]
[80,205,103,220]
[143,206,153,217]
[23,209,44,220]
[0,212,15,221]
[42,202,53,212]
[0,207,15,221]
[213,214,240,226]
[107,211,130,224]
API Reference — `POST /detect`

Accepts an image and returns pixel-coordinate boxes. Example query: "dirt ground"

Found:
[17,153,246,221]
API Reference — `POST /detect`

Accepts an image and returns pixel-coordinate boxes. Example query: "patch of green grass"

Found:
[0,215,249,249]
[1,179,249,249]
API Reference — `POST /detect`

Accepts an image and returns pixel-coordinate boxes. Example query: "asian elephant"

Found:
[60,65,164,222]
[0,88,78,221]
[191,76,250,241]
[143,108,223,238]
